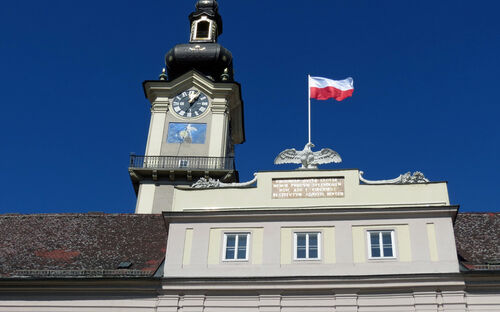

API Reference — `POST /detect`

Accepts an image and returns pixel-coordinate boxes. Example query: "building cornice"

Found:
[161,273,465,291]
[163,205,459,224]
[462,271,500,289]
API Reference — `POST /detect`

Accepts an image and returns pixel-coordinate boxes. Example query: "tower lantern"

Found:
[189,0,222,43]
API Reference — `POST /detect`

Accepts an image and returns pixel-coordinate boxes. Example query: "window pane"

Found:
[236,234,247,259]
[309,234,318,259]
[309,247,318,258]
[383,246,393,257]
[297,246,306,259]
[237,247,246,259]
[225,247,235,259]
[296,234,307,259]
[226,235,236,248]
[238,234,247,248]
[297,234,306,247]
[370,232,379,246]
[309,234,318,248]
[382,232,392,244]
[370,232,380,258]
[225,234,236,259]
[382,232,393,257]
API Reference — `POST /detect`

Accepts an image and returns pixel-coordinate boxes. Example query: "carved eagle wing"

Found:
[274,148,302,164]
[310,148,342,165]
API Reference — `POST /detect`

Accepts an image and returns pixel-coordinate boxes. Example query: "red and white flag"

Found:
[309,76,354,101]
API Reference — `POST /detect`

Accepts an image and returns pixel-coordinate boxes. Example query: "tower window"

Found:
[196,21,210,39]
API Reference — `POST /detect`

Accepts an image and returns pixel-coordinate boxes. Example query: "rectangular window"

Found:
[368,230,395,259]
[223,233,249,261]
[294,232,321,260]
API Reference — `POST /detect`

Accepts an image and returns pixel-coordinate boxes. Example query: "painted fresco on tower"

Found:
[167,123,207,144]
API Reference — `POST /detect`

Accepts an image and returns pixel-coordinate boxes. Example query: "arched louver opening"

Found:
[191,16,217,42]
[196,21,210,40]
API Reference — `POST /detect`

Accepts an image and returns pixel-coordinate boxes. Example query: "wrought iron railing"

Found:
[129,155,235,171]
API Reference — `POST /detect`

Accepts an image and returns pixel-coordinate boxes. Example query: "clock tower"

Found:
[130,0,245,213]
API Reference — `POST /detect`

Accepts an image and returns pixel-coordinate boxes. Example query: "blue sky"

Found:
[0,0,498,214]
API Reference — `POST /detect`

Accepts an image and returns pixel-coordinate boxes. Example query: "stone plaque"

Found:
[272,177,345,199]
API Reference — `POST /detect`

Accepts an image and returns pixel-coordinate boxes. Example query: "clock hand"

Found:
[188,91,200,104]
[186,100,194,113]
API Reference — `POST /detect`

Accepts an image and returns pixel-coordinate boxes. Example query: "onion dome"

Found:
[165,0,233,82]
[165,43,233,82]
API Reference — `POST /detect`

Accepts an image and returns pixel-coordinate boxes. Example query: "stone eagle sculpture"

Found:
[274,142,342,169]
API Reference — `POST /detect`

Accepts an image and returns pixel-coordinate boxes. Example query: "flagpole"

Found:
[308,74,311,144]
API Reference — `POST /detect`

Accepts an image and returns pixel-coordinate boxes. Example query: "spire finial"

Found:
[159,68,168,81]
[196,0,218,10]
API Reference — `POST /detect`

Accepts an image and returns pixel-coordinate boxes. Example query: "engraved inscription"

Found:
[272,177,345,199]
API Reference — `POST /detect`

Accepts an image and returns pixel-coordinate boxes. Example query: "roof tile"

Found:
[454,213,500,265]
[0,214,167,278]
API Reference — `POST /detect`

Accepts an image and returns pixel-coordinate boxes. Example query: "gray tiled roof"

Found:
[454,213,500,267]
[0,213,167,279]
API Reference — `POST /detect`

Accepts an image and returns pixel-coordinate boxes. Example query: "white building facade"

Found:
[157,169,499,312]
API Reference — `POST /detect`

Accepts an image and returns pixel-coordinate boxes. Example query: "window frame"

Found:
[293,232,321,261]
[222,232,250,262]
[367,230,396,259]
[195,20,211,39]
[191,16,215,42]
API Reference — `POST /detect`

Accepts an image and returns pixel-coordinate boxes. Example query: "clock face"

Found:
[171,90,209,118]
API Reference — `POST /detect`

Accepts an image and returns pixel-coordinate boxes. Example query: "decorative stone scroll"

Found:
[272,177,344,199]
[191,174,257,189]
[359,171,429,185]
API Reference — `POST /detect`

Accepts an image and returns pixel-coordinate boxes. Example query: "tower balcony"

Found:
[130,154,234,171]
[128,155,237,193]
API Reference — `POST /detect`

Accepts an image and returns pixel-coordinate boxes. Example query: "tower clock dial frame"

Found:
[171,89,210,119]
